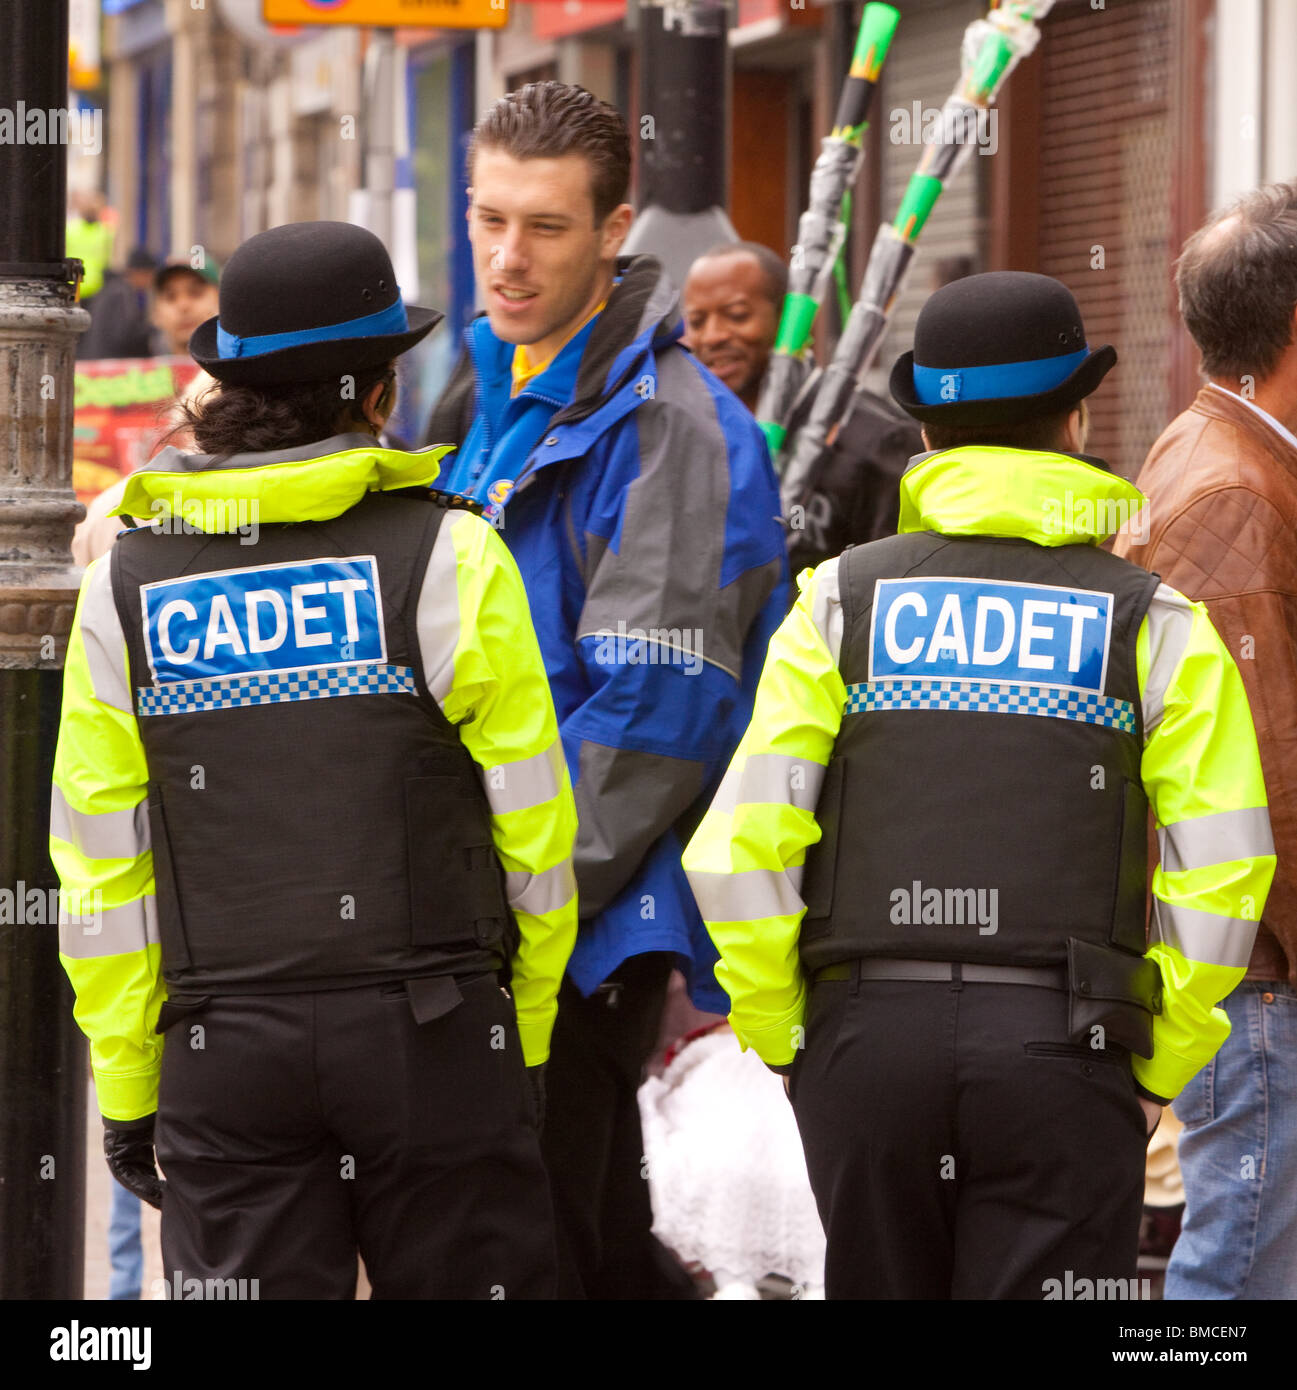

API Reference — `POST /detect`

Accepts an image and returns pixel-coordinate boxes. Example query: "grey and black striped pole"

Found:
[756,2,899,460]
[779,0,1057,524]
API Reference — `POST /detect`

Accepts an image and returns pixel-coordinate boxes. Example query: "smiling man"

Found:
[681,241,785,412]
[424,81,788,1299]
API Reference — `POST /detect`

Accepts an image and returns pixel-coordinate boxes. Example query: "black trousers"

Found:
[540,951,698,1299]
[790,975,1148,1299]
[154,973,556,1299]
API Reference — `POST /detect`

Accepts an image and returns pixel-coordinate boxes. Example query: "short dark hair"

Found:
[469,82,631,225]
[922,409,1075,454]
[694,240,789,309]
[174,362,396,459]
[1176,181,1297,381]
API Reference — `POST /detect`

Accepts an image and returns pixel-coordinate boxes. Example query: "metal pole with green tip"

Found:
[778,0,1057,524]
[755,1,899,459]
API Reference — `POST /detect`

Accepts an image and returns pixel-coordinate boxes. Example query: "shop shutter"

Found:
[1036,0,1175,479]
[864,0,985,393]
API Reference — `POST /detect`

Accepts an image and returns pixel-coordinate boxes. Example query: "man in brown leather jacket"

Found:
[1114,181,1297,1299]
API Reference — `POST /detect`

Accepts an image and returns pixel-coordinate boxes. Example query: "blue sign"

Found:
[869,577,1112,692]
[142,556,386,684]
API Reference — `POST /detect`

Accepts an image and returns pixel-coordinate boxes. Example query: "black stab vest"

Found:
[111,486,515,994]
[798,531,1161,974]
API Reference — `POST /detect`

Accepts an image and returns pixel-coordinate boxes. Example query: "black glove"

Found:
[103,1113,166,1210]
[526,1064,547,1131]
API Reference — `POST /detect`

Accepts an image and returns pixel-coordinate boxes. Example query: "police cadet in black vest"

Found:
[51,222,580,1298]
[684,272,1275,1298]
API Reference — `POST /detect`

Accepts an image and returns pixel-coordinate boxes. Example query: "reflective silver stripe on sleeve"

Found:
[708,753,827,816]
[1150,898,1257,969]
[808,557,844,667]
[505,858,576,917]
[687,866,805,923]
[1158,807,1275,874]
[417,508,473,706]
[82,559,134,714]
[1141,584,1195,737]
[50,785,150,860]
[483,740,566,816]
[58,895,159,959]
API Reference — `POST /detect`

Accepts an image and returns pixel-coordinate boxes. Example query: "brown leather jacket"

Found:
[1115,385,1297,985]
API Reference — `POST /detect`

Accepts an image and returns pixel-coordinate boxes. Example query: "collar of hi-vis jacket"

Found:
[897,446,1148,547]
[464,253,684,472]
[114,433,454,528]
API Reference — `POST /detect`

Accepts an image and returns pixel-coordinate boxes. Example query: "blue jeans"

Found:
[1165,980,1297,1299]
[108,1178,143,1300]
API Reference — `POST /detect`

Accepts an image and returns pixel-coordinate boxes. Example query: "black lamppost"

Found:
[0,0,90,1300]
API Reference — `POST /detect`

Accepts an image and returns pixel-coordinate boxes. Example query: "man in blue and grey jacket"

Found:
[425,81,788,1298]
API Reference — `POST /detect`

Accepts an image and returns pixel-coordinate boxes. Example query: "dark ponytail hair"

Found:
[173,362,397,457]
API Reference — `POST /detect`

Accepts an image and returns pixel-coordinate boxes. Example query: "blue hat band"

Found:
[912,346,1090,406]
[216,295,409,360]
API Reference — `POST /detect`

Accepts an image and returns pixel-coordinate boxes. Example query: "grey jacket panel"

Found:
[573,741,707,921]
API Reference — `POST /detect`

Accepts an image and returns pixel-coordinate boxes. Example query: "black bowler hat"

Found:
[189,221,442,386]
[889,271,1116,427]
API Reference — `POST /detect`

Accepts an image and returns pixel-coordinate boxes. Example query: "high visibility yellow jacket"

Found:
[683,448,1276,1103]
[51,439,578,1121]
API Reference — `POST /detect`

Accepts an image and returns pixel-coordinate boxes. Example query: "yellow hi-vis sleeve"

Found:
[50,558,167,1122]
[421,510,578,1066]
[683,562,846,1066]
[1135,584,1276,1102]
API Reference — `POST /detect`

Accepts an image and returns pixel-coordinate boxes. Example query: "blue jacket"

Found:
[425,255,789,1010]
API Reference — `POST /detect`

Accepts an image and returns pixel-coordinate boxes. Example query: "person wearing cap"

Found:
[148,255,221,358]
[50,220,578,1298]
[682,270,1276,1298]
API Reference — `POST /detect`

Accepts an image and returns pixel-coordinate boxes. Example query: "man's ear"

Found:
[920,426,932,450]
[602,202,635,261]
[465,188,473,224]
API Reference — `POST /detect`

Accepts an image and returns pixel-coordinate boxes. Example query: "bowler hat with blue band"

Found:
[189,221,442,386]
[889,270,1116,427]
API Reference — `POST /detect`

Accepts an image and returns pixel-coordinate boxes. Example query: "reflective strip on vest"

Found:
[417,509,471,704]
[1159,806,1275,875]
[59,895,160,959]
[1141,585,1195,736]
[844,678,1137,734]
[484,739,566,815]
[689,866,805,923]
[809,557,845,665]
[1150,898,1257,969]
[81,561,134,714]
[136,663,417,716]
[50,785,151,859]
[709,752,827,816]
[506,858,576,917]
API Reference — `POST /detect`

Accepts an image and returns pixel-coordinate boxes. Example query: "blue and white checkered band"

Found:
[141,556,387,685]
[843,679,1136,734]
[137,663,417,717]
[868,577,1114,690]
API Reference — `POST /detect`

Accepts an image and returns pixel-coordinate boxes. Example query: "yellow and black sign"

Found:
[263,0,508,29]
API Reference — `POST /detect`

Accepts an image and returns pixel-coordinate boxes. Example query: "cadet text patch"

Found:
[868,576,1112,693]
[141,556,386,684]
